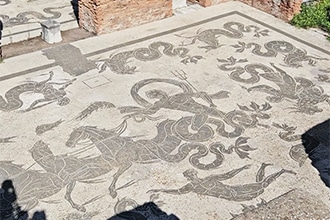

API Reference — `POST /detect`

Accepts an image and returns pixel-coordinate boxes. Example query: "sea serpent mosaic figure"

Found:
[148,163,296,201]
[65,118,256,199]
[0,71,74,112]
[0,6,65,27]
[97,41,203,75]
[218,60,330,114]
[231,40,327,68]
[97,22,269,74]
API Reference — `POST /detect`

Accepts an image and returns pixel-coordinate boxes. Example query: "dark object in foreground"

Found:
[0,180,28,220]
[302,119,330,187]
[0,19,3,60]
[108,202,179,220]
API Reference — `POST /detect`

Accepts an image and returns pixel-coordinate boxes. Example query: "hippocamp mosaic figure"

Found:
[148,163,296,201]
[65,119,256,199]
[0,71,75,112]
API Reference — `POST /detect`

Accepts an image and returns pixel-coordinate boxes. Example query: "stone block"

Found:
[79,0,172,35]
[40,20,62,44]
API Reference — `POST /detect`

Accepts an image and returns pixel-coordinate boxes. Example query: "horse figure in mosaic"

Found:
[66,119,255,198]
[29,140,112,212]
[0,161,64,211]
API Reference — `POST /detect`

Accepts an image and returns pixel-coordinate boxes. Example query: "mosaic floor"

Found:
[0,0,78,45]
[0,2,329,220]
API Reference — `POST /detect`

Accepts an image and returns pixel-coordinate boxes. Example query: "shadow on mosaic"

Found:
[108,202,179,220]
[1,178,178,220]
[0,179,46,220]
[302,119,330,188]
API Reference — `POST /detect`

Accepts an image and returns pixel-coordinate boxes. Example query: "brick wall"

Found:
[78,0,303,35]
[252,0,302,21]
[188,0,302,21]
[79,0,172,35]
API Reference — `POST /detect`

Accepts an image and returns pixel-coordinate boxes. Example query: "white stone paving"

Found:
[0,2,329,220]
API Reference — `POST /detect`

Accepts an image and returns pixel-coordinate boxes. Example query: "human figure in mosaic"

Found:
[149,163,295,201]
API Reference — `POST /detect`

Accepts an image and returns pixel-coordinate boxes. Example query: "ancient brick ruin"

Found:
[251,0,303,21]
[79,0,172,34]
[78,0,303,35]
[183,0,303,21]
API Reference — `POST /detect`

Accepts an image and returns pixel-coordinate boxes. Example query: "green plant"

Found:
[291,0,330,38]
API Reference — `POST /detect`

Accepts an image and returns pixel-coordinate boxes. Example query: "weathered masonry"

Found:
[78,0,303,35]
[79,0,172,34]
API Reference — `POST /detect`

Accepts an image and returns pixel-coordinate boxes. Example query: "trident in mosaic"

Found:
[171,69,217,107]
